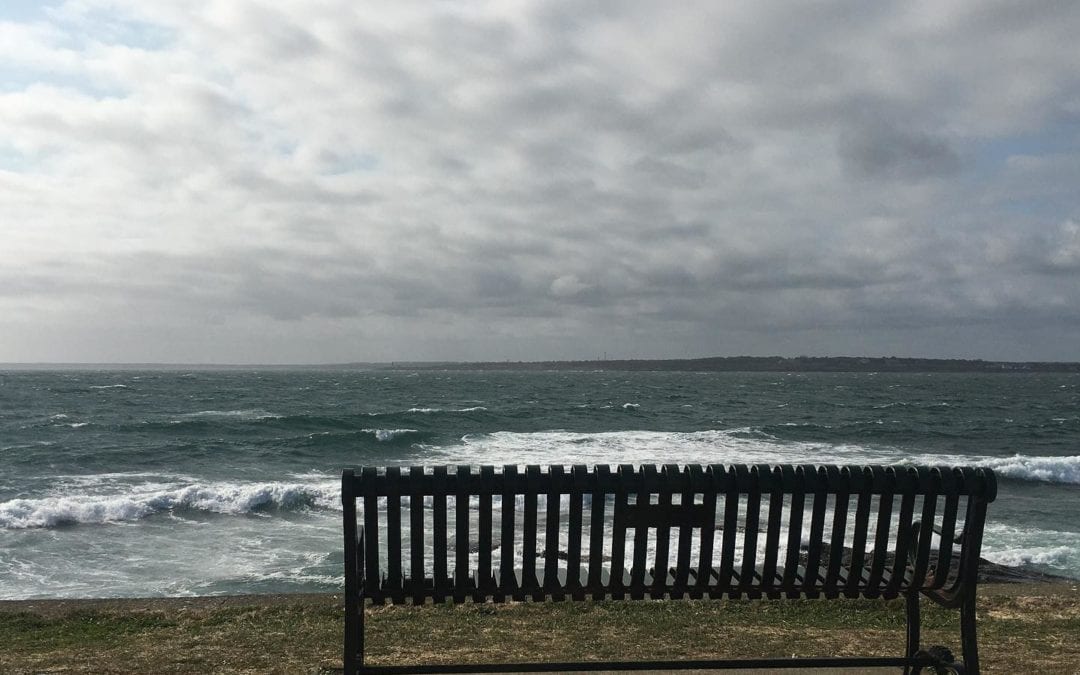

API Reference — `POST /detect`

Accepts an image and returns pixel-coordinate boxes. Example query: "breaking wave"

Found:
[432,430,1080,485]
[0,480,339,529]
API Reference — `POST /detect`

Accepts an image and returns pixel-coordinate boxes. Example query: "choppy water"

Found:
[1,368,1078,599]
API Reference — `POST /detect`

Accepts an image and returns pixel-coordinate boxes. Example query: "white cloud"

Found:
[1,0,1080,362]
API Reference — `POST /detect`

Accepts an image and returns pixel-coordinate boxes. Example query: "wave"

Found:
[0,479,339,529]
[363,428,419,442]
[972,454,1080,485]
[982,523,1080,571]
[431,430,1080,485]
[179,409,281,420]
[89,384,128,390]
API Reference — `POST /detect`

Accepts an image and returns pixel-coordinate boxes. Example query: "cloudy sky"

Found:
[2,1,1079,364]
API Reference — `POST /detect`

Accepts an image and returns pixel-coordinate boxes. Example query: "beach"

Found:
[3,581,1078,674]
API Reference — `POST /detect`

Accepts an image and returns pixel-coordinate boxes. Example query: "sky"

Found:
[2,1,1079,364]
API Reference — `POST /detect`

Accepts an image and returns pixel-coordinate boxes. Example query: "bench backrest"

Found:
[342,464,996,605]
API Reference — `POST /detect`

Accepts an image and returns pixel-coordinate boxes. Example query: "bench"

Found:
[342,464,996,674]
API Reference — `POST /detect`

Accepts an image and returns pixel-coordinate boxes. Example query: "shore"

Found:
[3,580,1078,674]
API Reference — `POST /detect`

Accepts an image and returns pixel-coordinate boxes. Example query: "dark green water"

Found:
[1,369,1077,598]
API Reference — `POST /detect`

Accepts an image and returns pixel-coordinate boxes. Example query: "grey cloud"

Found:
[839,123,962,180]
[2,0,1080,362]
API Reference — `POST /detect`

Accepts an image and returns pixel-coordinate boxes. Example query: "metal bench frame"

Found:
[342,464,996,674]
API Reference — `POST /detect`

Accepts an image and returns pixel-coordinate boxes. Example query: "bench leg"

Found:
[960,588,980,675]
[904,592,920,675]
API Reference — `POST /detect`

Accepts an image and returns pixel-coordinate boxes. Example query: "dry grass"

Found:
[2,584,1078,674]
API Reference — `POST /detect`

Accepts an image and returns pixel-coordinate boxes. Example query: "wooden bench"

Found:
[342,464,996,674]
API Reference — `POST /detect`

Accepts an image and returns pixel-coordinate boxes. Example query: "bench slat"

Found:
[609,465,631,600]
[716,465,739,598]
[781,465,806,598]
[588,465,609,599]
[432,466,449,604]
[803,467,829,598]
[522,465,541,600]
[361,467,381,603]
[695,466,718,598]
[760,467,783,596]
[887,473,918,595]
[409,466,425,605]
[454,466,471,603]
[866,468,897,597]
[845,470,874,597]
[498,465,518,602]
[824,466,850,597]
[385,467,404,604]
[651,465,676,599]
[544,466,564,599]
[737,465,761,598]
[672,465,696,598]
[629,466,653,599]
[476,465,495,602]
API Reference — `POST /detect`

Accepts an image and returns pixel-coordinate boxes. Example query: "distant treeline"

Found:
[381,356,1080,373]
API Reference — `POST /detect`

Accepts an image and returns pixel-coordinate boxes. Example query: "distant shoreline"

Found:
[5,355,1080,373]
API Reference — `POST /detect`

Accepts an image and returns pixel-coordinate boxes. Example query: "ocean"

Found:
[1,368,1078,599]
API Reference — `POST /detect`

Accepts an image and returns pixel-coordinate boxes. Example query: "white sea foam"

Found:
[430,430,1080,485]
[969,454,1080,485]
[362,428,419,442]
[0,480,340,529]
[981,523,1080,571]
[180,409,281,420]
[89,384,128,389]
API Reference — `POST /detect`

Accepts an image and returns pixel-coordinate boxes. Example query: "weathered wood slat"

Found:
[409,466,425,605]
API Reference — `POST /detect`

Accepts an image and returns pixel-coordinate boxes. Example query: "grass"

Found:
[2,584,1078,674]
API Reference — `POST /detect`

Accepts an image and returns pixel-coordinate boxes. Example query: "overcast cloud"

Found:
[2,0,1079,363]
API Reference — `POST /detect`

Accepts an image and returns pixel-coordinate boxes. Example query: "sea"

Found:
[1,368,1078,600]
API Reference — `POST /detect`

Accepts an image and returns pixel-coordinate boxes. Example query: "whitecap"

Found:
[0,479,340,529]
[362,428,419,442]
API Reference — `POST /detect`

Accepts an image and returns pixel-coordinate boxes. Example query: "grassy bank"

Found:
[2,583,1078,674]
